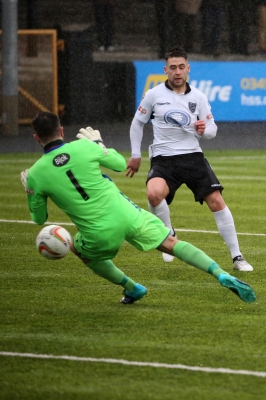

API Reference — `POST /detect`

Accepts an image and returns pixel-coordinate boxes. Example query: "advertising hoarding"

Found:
[133,61,266,122]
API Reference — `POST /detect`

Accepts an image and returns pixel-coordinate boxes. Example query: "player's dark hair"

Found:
[165,46,188,61]
[32,112,60,141]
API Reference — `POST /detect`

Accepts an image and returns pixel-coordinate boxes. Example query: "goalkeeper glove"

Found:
[76,127,106,148]
[20,169,29,191]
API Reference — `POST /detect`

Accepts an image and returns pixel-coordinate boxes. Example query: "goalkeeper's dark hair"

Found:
[164,46,188,61]
[32,112,61,141]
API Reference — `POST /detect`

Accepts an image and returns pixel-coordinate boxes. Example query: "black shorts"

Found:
[146,153,224,205]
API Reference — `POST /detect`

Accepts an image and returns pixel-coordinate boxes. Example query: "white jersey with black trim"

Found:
[132,81,217,158]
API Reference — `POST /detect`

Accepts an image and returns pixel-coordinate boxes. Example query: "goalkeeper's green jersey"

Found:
[26,138,170,260]
[27,139,128,229]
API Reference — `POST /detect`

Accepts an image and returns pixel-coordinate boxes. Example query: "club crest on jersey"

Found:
[164,110,191,127]
[53,153,70,167]
[189,102,196,113]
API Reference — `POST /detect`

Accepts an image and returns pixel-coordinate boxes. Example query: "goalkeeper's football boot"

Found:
[120,283,147,304]
[218,274,256,303]
[233,256,253,272]
[162,229,176,262]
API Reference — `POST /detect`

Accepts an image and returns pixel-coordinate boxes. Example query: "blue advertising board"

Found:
[133,61,266,122]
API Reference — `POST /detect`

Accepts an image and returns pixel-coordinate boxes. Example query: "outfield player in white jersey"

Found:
[126,46,253,272]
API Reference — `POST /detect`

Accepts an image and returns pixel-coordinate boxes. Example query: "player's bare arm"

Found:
[126,157,141,178]
[194,119,206,135]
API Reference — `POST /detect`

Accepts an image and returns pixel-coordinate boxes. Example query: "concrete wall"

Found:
[10,0,159,51]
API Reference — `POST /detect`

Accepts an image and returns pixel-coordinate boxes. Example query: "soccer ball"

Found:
[36,225,72,260]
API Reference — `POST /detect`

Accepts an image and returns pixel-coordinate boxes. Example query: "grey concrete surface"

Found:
[1,121,266,154]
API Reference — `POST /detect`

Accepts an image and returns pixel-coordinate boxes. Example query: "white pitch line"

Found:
[175,228,266,237]
[0,219,74,226]
[0,351,265,378]
[0,219,266,237]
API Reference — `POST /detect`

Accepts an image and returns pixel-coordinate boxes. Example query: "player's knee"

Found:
[158,235,178,252]
[70,242,79,255]
[147,189,165,206]
[205,191,225,211]
[70,242,91,264]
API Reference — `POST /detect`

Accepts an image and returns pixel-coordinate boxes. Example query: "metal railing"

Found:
[0,29,58,124]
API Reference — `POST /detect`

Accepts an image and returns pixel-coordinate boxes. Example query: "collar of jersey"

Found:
[165,80,191,94]
[44,140,65,154]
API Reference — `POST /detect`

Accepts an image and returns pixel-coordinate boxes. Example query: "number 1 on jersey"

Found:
[66,170,89,201]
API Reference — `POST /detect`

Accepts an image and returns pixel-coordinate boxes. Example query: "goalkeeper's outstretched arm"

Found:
[76,126,127,172]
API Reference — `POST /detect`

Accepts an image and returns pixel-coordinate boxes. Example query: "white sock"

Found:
[148,199,175,235]
[213,206,241,259]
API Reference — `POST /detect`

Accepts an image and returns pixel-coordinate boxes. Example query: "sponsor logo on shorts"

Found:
[164,110,191,127]
[211,184,221,187]
[53,153,70,167]
[206,113,213,120]
[148,168,154,178]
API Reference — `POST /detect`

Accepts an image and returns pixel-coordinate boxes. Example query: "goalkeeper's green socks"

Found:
[173,241,229,278]
[87,260,136,291]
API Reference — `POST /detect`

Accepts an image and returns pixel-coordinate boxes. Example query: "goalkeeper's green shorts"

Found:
[73,207,170,261]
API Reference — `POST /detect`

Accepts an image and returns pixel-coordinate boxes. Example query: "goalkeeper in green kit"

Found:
[21,112,256,304]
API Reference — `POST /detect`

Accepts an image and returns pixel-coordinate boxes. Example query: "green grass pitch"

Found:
[1,149,266,399]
